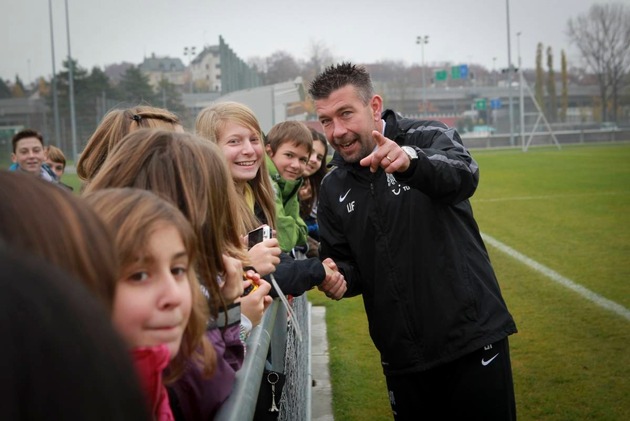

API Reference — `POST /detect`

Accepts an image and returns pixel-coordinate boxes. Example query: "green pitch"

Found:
[310,142,630,420]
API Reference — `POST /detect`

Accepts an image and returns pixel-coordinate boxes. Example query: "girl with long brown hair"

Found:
[84,188,216,420]
[83,129,270,419]
[77,105,183,182]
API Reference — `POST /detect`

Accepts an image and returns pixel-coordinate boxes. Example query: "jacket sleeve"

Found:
[394,121,479,205]
[264,252,326,297]
[317,178,363,297]
[167,315,244,420]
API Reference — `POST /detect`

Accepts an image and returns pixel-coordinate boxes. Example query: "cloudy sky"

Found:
[1,0,601,85]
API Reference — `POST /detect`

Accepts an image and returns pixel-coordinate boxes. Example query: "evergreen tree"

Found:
[156,78,186,116]
[45,59,120,150]
[12,75,26,98]
[53,59,91,144]
[560,50,569,123]
[535,43,546,116]
[84,67,118,121]
[546,47,558,122]
[116,66,157,106]
[37,77,49,97]
[0,79,11,98]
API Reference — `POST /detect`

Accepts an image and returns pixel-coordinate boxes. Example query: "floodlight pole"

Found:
[506,0,515,147]
[517,32,525,151]
[64,0,78,163]
[48,0,61,147]
[184,46,196,94]
[416,35,429,117]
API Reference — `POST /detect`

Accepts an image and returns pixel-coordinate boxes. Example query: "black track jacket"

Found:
[318,110,517,376]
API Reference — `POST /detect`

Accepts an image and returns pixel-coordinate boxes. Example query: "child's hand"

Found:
[239,277,272,327]
[240,279,272,327]
[247,238,281,276]
[219,254,245,304]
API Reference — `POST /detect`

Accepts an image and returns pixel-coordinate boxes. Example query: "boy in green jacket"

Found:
[265,121,312,253]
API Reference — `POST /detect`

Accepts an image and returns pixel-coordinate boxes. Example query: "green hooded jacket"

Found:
[266,154,308,252]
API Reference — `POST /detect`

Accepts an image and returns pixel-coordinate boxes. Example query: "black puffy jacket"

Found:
[318,110,517,375]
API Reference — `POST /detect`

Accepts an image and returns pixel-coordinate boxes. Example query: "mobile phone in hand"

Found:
[247,225,271,248]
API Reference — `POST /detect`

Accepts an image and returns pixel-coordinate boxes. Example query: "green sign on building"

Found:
[474,98,487,110]
[451,66,461,79]
[435,70,448,81]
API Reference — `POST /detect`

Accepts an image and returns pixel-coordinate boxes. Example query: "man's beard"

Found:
[334,132,374,163]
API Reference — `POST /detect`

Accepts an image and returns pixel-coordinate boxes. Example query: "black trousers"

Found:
[385,337,516,420]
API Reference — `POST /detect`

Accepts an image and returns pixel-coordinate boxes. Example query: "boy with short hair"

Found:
[45,145,66,179]
[45,145,73,191]
[10,129,57,183]
[265,121,312,254]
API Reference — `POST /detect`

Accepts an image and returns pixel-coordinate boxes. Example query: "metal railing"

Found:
[215,295,311,420]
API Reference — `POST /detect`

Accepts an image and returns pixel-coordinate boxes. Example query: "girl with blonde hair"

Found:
[196,101,276,232]
[196,102,344,297]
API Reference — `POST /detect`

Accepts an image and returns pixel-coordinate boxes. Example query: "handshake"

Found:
[319,258,347,300]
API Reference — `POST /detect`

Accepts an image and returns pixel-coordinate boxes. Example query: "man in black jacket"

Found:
[309,62,517,420]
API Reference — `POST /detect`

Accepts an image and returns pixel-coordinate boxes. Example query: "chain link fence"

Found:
[215,294,312,421]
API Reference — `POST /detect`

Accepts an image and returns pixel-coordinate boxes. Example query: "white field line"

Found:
[481,233,630,322]
[474,191,627,203]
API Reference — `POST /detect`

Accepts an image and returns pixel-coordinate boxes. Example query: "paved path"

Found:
[311,306,334,420]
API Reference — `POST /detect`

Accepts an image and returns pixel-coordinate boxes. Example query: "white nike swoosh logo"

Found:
[481,353,499,366]
[339,189,351,202]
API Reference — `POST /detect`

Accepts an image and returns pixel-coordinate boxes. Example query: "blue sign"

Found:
[459,64,469,79]
[490,98,502,109]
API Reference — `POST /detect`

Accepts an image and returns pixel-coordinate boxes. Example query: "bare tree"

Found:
[262,51,301,85]
[302,40,336,83]
[247,56,268,74]
[567,3,630,122]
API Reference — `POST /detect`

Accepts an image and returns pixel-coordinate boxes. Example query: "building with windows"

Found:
[190,45,222,92]
[138,54,186,88]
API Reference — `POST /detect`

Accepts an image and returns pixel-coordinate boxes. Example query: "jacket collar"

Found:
[265,154,303,199]
[381,109,402,141]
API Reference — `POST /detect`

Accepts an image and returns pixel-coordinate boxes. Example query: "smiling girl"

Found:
[196,102,345,299]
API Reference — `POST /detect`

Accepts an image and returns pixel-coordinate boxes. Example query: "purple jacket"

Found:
[168,305,244,420]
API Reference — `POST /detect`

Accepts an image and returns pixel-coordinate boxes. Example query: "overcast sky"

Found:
[1,0,603,85]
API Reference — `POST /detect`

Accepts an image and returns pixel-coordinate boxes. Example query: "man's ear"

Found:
[370,95,383,121]
[265,144,273,156]
[10,153,17,163]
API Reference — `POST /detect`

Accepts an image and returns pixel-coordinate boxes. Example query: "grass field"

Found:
[309,142,630,420]
[4,143,629,419]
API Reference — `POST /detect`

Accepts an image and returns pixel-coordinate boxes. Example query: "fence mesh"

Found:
[278,295,310,421]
